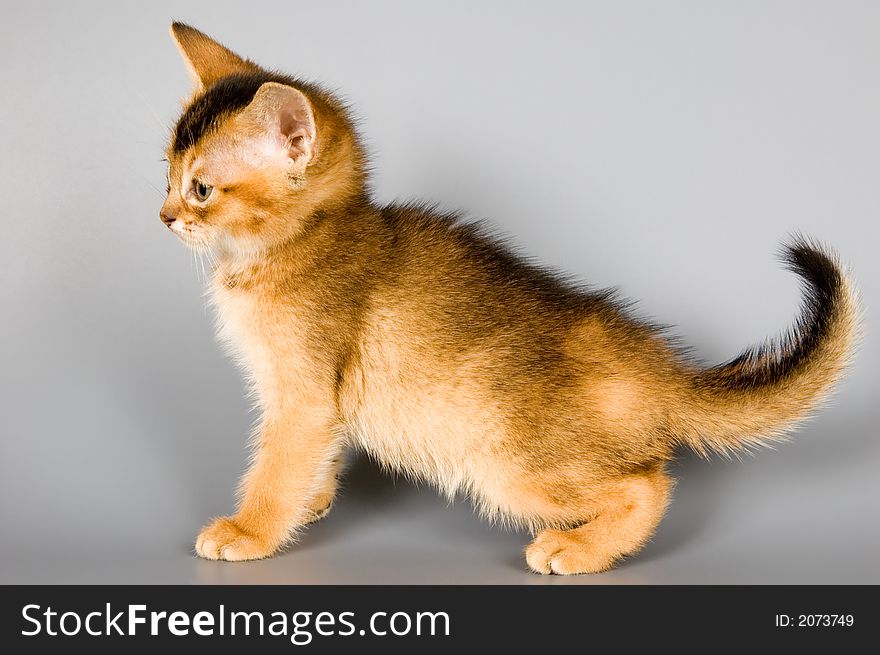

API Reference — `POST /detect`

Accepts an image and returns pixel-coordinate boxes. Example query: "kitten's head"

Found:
[161,23,365,255]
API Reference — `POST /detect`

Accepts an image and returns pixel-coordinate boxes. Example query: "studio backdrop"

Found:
[1,0,877,584]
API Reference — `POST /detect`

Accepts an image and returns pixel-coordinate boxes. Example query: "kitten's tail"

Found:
[674,237,860,457]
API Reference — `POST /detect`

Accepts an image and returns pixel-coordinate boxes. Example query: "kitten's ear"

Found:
[241,82,317,170]
[170,22,257,91]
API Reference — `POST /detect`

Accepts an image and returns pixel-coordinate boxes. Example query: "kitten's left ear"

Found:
[170,22,257,91]
[240,82,317,172]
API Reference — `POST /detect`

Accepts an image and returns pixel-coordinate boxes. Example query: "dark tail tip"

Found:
[781,234,843,314]
[701,236,848,393]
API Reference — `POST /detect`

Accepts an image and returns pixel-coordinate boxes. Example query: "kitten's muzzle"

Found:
[160,211,176,228]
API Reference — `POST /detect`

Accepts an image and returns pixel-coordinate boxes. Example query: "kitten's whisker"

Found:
[124,81,171,135]
[145,180,166,199]
[191,243,198,279]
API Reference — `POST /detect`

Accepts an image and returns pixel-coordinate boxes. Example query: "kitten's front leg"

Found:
[195,406,341,561]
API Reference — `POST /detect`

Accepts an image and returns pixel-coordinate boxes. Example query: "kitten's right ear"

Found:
[170,22,257,92]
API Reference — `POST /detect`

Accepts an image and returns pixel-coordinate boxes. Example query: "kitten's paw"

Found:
[303,492,334,524]
[525,529,615,575]
[195,517,278,561]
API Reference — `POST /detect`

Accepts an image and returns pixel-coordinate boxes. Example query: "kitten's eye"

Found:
[193,179,214,202]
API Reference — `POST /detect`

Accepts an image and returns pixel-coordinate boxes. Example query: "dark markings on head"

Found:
[172,70,298,153]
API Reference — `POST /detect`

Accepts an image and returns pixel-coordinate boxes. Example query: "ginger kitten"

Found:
[160,23,859,574]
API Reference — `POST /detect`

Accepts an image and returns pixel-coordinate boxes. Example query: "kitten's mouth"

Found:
[170,222,210,249]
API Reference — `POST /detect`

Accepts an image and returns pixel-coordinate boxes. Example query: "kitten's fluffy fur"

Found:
[161,24,860,574]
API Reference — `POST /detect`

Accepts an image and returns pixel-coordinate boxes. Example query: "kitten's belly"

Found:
[342,326,514,508]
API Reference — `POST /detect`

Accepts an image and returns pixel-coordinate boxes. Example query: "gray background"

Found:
[1,0,877,584]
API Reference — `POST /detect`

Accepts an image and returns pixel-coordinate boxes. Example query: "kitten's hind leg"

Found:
[525,470,671,575]
[303,455,345,524]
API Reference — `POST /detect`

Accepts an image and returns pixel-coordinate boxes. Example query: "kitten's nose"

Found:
[160,211,176,228]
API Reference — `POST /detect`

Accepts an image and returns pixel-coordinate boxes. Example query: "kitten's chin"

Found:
[175,228,215,252]
[177,234,209,251]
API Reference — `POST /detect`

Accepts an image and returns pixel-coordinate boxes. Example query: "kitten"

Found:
[160,23,859,574]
